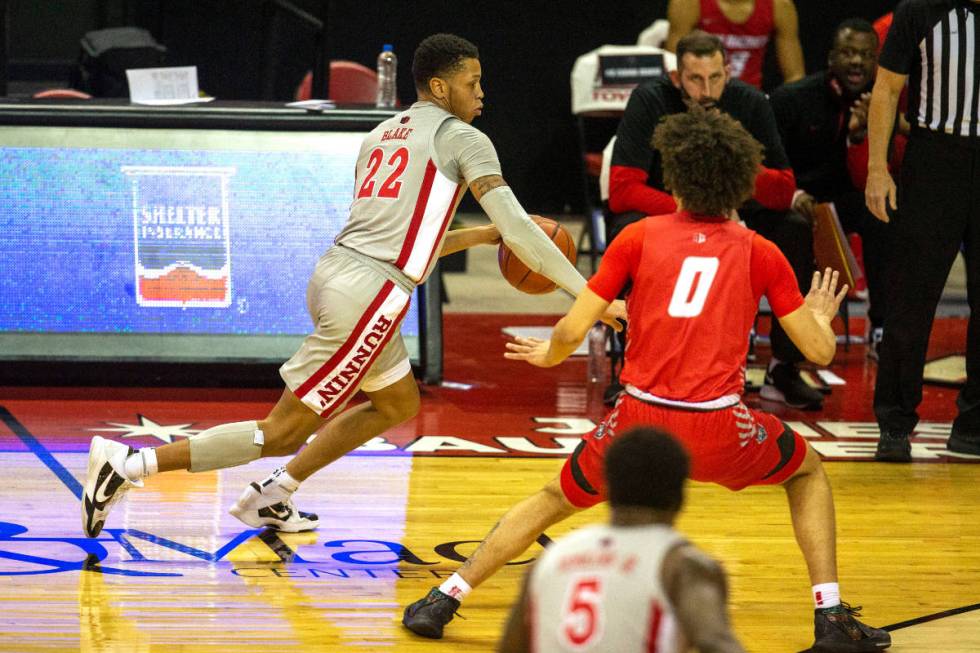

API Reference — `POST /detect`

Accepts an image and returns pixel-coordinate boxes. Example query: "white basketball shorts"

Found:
[280,246,413,417]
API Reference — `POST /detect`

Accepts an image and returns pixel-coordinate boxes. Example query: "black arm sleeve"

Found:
[879,0,918,74]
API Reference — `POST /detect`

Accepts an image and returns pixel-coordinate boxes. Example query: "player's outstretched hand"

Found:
[504,336,556,367]
[600,299,627,332]
[804,268,848,324]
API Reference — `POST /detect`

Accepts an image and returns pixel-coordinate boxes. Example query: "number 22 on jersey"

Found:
[357,146,409,199]
[668,256,719,318]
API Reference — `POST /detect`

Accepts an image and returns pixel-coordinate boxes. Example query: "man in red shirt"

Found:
[403,108,891,652]
[665,0,805,89]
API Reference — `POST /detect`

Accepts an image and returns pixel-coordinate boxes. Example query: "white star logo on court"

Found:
[90,415,200,444]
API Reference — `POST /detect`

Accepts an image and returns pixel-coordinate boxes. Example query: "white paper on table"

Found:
[132,97,215,106]
[126,66,214,105]
[286,99,337,111]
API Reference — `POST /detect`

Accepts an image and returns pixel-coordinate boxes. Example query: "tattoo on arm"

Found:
[470,174,508,200]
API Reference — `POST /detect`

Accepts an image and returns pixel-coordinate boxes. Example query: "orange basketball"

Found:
[497,215,577,294]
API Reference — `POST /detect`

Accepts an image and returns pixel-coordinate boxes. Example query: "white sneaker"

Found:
[81,436,143,538]
[228,481,319,532]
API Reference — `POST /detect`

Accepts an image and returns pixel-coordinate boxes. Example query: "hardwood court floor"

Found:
[1,313,978,652]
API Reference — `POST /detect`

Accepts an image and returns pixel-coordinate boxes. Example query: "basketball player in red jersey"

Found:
[404,109,891,652]
[665,0,805,88]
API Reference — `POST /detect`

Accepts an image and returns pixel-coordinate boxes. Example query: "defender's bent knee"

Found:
[783,442,825,484]
[542,477,580,519]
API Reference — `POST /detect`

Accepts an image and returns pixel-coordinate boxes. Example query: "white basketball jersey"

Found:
[336,102,468,284]
[529,524,689,653]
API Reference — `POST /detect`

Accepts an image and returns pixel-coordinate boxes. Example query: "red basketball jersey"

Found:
[588,212,802,402]
[699,0,774,89]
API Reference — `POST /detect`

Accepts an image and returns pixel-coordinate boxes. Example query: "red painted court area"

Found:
[0,313,974,464]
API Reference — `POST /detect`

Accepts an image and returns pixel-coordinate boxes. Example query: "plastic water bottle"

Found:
[587,324,607,383]
[376,44,397,109]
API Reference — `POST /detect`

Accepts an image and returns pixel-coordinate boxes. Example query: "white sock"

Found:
[261,467,300,495]
[123,449,158,481]
[439,573,472,601]
[813,582,841,609]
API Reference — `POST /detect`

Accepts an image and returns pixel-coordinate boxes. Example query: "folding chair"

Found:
[637,19,671,48]
[570,44,675,272]
[32,89,93,100]
[295,60,378,104]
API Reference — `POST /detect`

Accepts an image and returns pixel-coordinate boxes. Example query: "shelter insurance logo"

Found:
[123,166,236,307]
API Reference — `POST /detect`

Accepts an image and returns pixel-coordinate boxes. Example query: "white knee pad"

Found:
[189,420,264,472]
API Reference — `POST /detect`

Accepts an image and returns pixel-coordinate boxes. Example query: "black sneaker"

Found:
[402,588,461,639]
[812,603,891,652]
[947,430,980,456]
[761,362,824,410]
[875,431,911,462]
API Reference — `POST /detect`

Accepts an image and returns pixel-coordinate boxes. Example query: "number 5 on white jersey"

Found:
[560,576,604,647]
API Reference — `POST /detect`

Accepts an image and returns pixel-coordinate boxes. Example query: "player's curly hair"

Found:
[413,34,479,91]
[652,106,764,217]
[605,427,689,512]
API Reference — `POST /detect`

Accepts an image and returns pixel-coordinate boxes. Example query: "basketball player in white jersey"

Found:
[81,33,625,538]
[498,427,745,653]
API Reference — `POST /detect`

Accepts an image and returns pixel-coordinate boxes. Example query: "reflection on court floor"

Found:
[1,313,978,651]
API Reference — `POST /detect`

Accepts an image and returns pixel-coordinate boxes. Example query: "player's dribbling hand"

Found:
[804,267,848,324]
[504,336,556,367]
[600,299,627,332]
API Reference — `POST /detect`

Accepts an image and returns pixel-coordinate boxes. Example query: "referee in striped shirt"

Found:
[866,0,980,462]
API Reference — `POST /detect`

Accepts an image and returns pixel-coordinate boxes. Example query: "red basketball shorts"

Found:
[559,394,808,508]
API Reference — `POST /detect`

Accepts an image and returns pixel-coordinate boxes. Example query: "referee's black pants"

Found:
[832,191,891,330]
[605,203,814,364]
[875,131,980,435]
